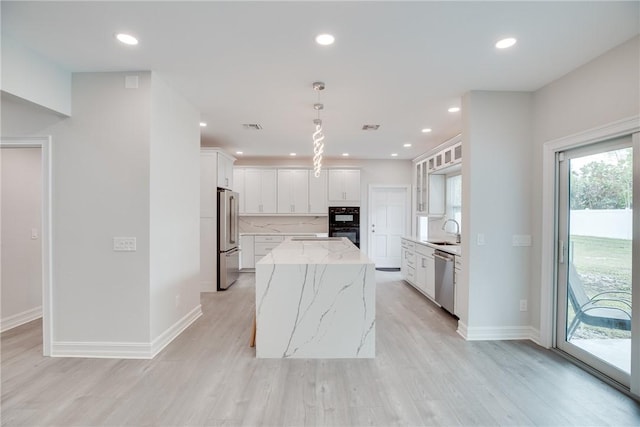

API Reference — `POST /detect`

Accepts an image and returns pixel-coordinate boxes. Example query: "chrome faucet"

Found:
[442,219,461,243]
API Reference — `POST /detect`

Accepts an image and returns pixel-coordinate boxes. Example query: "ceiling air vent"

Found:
[362,124,380,131]
[242,124,263,130]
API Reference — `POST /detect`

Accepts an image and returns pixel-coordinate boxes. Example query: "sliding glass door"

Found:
[556,136,634,387]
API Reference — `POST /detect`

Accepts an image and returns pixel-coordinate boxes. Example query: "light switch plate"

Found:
[512,234,532,247]
[477,233,485,246]
[113,237,136,251]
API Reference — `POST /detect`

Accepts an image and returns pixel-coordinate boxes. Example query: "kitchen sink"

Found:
[425,240,459,246]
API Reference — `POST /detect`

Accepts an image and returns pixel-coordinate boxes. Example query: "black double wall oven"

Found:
[328,206,360,248]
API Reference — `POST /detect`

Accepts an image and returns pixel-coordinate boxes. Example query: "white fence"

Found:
[570,209,632,240]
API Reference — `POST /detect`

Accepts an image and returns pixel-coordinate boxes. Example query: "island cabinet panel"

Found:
[328,169,360,202]
[308,169,328,214]
[256,238,375,358]
[277,169,309,214]
[244,169,277,214]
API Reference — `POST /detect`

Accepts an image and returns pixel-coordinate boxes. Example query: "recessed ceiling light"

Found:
[342,153,349,157]
[199,122,207,127]
[421,128,432,133]
[391,153,398,157]
[236,151,243,155]
[289,152,297,156]
[315,34,335,46]
[403,143,412,148]
[495,37,517,49]
[448,107,460,113]
[115,33,138,46]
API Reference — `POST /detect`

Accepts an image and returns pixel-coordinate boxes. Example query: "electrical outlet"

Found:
[520,299,528,312]
[113,237,136,252]
[31,228,39,240]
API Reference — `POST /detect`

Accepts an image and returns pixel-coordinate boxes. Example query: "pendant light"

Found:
[312,81,325,178]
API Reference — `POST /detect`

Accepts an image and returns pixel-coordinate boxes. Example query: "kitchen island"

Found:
[255,237,375,358]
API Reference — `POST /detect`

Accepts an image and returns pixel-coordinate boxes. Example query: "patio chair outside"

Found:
[567,263,631,339]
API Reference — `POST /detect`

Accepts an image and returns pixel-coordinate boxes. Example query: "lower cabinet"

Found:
[240,235,255,270]
[400,239,416,282]
[415,244,435,299]
[240,234,319,270]
[401,238,437,301]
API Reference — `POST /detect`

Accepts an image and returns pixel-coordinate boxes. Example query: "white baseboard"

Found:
[52,305,203,359]
[457,322,540,342]
[150,304,203,358]
[1,306,42,333]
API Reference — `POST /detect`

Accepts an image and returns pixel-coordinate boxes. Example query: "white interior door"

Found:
[368,186,409,268]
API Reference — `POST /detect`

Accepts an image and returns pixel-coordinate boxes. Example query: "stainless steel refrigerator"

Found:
[217,188,239,290]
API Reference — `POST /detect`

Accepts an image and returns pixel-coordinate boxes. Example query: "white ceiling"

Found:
[2,1,639,160]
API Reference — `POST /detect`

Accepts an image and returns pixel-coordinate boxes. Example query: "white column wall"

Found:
[461,91,533,338]
[149,73,201,341]
[51,72,152,343]
[0,147,42,330]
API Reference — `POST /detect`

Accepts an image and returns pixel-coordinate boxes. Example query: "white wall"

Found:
[149,73,201,341]
[235,157,413,254]
[1,35,71,116]
[530,35,640,333]
[51,72,152,343]
[1,147,42,331]
[461,91,533,338]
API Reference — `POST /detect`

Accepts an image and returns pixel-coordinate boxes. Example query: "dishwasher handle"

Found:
[434,252,454,262]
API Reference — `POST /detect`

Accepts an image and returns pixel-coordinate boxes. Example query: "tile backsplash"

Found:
[239,216,328,234]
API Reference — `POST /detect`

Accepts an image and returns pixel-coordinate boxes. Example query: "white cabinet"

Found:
[277,169,309,214]
[254,235,284,266]
[233,168,246,214]
[244,169,277,214]
[442,142,462,168]
[400,238,416,284]
[308,169,328,214]
[428,174,445,216]
[415,160,428,213]
[240,234,255,270]
[454,255,463,316]
[217,152,235,190]
[328,169,360,203]
[415,244,435,299]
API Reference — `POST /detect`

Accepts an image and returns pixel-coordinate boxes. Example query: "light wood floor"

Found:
[2,271,639,426]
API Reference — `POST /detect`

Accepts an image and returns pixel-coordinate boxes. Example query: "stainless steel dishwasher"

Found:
[434,250,455,314]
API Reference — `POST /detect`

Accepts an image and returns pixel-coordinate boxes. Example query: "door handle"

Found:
[559,240,565,264]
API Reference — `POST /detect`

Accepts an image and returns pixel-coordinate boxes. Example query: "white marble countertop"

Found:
[257,237,373,265]
[240,232,328,236]
[402,236,461,256]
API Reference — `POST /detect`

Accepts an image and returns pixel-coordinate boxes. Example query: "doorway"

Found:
[555,135,635,387]
[368,185,409,268]
[0,137,52,356]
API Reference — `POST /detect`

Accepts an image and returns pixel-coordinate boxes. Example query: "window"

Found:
[445,174,462,232]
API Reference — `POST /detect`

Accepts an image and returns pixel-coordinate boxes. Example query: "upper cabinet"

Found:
[277,169,309,214]
[328,169,361,203]
[308,169,328,214]
[415,161,428,213]
[244,169,277,214]
[232,168,246,214]
[217,152,235,190]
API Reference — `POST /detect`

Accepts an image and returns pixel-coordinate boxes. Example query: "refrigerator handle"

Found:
[229,194,236,245]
